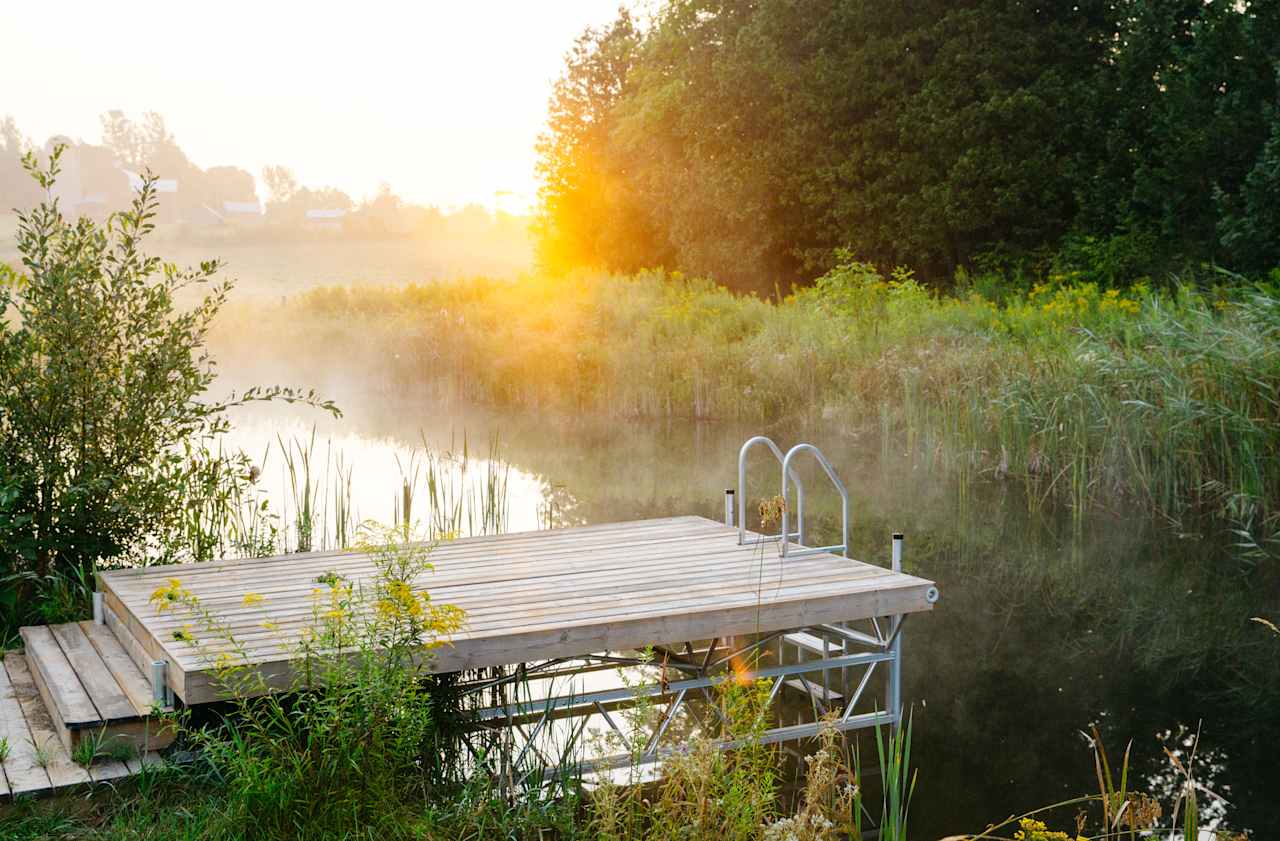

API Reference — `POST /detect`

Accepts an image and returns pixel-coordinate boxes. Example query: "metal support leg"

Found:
[151,659,173,707]
[886,533,904,723]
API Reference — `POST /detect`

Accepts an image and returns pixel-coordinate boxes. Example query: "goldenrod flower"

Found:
[241,592,265,607]
[150,578,193,612]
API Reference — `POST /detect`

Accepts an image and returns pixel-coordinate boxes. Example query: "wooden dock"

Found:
[3,513,936,794]
[97,516,936,705]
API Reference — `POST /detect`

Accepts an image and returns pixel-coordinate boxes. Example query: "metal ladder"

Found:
[732,435,849,559]
[730,436,856,713]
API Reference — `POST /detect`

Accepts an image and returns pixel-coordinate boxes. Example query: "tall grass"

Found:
[179,430,517,561]
[211,264,1280,553]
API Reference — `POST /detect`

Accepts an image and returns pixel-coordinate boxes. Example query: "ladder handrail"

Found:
[780,443,850,559]
[737,435,806,546]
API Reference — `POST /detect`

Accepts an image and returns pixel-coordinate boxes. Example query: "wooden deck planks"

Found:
[101,516,937,704]
[0,653,168,797]
[79,621,158,715]
[49,624,137,722]
[123,547,893,638]
[161,566,901,661]
[18,627,100,730]
[102,518,729,601]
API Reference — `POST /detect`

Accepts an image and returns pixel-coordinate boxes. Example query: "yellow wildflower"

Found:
[150,578,193,612]
[241,592,265,607]
[172,624,196,643]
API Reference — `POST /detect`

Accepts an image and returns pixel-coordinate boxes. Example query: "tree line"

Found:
[535,0,1280,292]
[1,112,527,240]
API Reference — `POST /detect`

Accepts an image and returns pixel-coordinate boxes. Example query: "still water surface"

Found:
[224,386,1279,836]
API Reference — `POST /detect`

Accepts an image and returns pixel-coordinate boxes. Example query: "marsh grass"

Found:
[212,266,1280,556]
[964,724,1244,841]
[150,527,466,840]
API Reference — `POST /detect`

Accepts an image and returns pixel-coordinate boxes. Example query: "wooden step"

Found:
[0,652,166,796]
[18,622,177,758]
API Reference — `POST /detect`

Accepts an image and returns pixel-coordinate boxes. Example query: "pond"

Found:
[221,382,1280,837]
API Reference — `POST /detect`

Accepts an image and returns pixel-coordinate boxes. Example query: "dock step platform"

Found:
[0,651,164,797]
[18,622,176,756]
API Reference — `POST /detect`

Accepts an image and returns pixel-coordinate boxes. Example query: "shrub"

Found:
[0,146,335,638]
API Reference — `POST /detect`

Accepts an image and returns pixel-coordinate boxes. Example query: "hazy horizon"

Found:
[4,1,623,212]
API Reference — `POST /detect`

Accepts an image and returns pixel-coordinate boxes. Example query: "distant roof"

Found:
[222,201,262,214]
[305,208,347,219]
[122,169,178,193]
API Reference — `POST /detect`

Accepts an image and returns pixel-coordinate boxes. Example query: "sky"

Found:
[3,1,624,212]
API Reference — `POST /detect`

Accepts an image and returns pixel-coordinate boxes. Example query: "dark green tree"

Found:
[534,0,1280,290]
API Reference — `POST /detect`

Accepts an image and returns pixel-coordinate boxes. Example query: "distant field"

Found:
[0,212,533,299]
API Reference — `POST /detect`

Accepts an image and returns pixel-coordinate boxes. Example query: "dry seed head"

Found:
[758,495,787,529]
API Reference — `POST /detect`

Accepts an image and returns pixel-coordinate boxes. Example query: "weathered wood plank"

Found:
[3,654,91,789]
[103,520,728,598]
[127,549,890,639]
[180,581,936,703]
[19,626,98,754]
[50,623,137,722]
[86,752,132,783]
[100,516,710,585]
[0,657,50,795]
[101,590,188,702]
[159,565,900,663]
[80,621,160,716]
[102,598,163,693]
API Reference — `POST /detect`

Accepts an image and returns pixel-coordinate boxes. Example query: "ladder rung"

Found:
[783,678,843,703]
[783,632,844,656]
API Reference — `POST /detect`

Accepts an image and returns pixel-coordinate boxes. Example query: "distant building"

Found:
[122,169,178,194]
[304,208,346,231]
[222,200,264,227]
[43,138,125,220]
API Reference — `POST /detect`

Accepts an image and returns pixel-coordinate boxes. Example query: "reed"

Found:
[179,430,517,563]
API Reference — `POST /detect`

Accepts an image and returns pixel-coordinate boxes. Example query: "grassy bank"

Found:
[213,261,1280,554]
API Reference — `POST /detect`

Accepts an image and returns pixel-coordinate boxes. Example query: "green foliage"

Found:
[590,678,781,841]
[535,1,1280,289]
[0,146,336,638]
[168,529,465,840]
[875,711,917,841]
[534,8,659,275]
